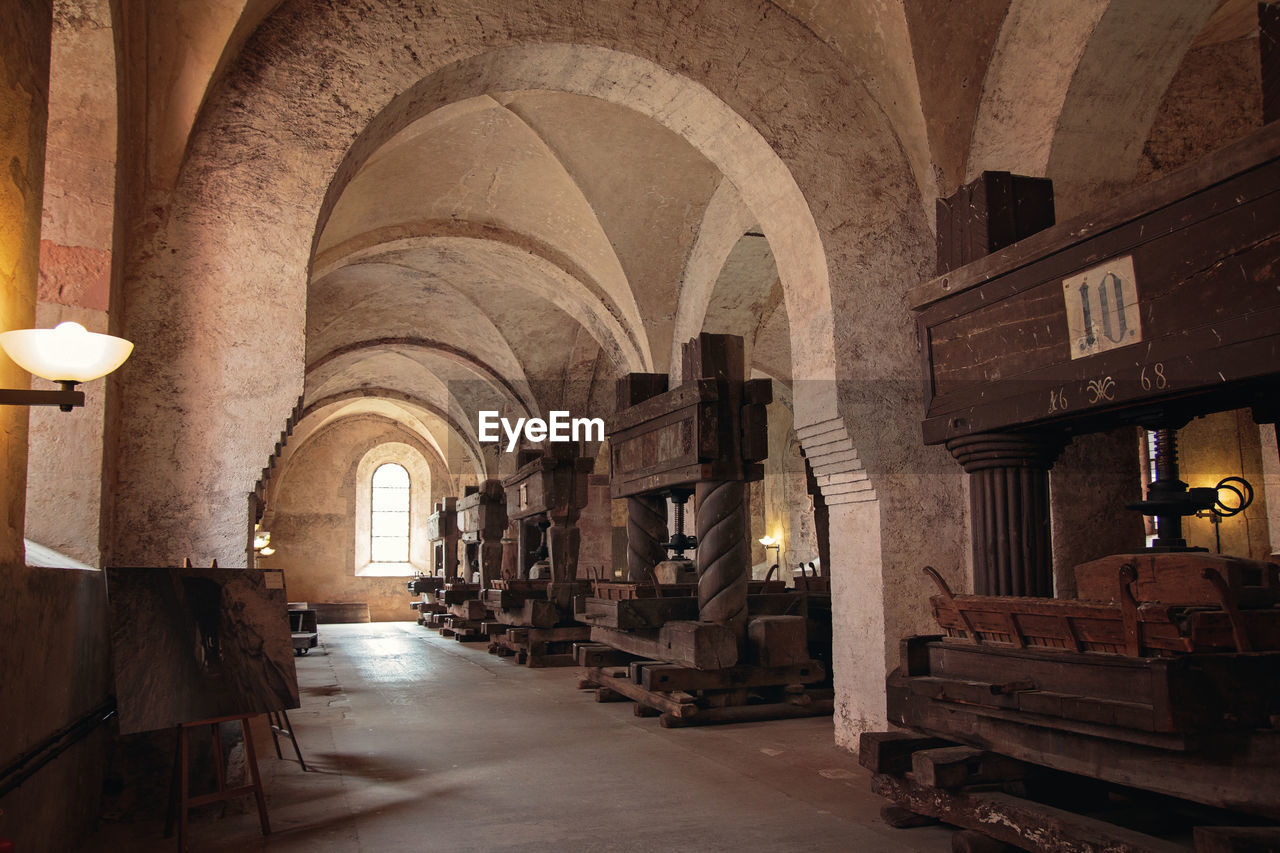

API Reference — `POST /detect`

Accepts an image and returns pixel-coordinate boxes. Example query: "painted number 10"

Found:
[1062,255,1143,361]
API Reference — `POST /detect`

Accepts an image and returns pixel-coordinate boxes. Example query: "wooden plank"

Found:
[909,746,1034,790]
[911,121,1280,309]
[887,675,1280,818]
[659,696,834,728]
[447,599,486,621]
[527,626,591,643]
[491,599,560,628]
[576,596,699,630]
[871,773,1188,853]
[1193,827,1280,853]
[641,661,825,692]
[574,642,635,668]
[1074,552,1280,607]
[588,669,698,718]
[858,731,955,775]
[913,124,1280,444]
[588,622,739,670]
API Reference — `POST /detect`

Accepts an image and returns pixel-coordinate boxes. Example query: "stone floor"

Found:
[87,622,954,852]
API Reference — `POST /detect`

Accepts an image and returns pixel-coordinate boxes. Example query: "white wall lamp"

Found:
[253,524,276,557]
[0,322,133,411]
[758,534,781,565]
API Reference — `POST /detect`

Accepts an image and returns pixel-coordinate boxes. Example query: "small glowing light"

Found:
[759,535,777,547]
[259,546,276,557]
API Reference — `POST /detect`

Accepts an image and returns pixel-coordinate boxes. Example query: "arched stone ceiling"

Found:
[306,87,784,476]
[290,395,485,482]
[699,234,791,385]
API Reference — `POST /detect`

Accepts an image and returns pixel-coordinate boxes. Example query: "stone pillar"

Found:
[694,479,749,639]
[947,432,1062,597]
[0,0,50,568]
[626,494,667,581]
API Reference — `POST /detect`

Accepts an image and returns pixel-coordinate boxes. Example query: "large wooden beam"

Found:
[871,773,1186,853]
[588,622,738,670]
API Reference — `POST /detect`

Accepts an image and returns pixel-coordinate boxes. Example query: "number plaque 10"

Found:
[1062,255,1142,360]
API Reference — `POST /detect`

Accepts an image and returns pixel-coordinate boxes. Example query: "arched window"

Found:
[370,463,410,562]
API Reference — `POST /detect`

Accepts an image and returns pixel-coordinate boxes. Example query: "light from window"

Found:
[371,463,410,562]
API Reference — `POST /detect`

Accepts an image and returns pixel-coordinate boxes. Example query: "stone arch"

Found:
[969,0,1218,213]
[113,0,935,742]
[301,389,487,481]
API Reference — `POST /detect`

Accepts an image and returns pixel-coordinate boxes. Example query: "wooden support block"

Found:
[858,731,956,775]
[659,697,834,728]
[528,626,591,643]
[526,653,577,669]
[574,642,635,668]
[911,746,1033,791]
[594,687,629,703]
[628,660,666,684]
[951,829,1018,853]
[747,615,809,667]
[633,703,661,717]
[641,661,824,692]
[589,622,738,670]
[659,621,738,670]
[448,599,487,621]
[1194,827,1280,853]
[871,773,1187,853]
[880,805,939,829]
[578,596,699,630]
[587,669,699,718]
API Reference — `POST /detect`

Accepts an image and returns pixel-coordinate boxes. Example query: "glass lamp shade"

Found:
[0,321,133,383]
[758,535,777,547]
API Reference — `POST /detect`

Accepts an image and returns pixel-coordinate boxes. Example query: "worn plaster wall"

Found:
[0,10,112,853]
[261,415,451,620]
[1261,425,1280,556]
[0,0,48,566]
[26,0,116,566]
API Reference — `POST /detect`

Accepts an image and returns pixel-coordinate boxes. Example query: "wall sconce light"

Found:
[758,534,781,565]
[253,525,276,558]
[0,322,133,411]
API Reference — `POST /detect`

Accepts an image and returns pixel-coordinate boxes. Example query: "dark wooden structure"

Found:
[914,125,1280,595]
[428,496,459,578]
[484,448,594,666]
[575,334,833,725]
[411,498,457,627]
[871,119,1280,849]
[437,481,506,642]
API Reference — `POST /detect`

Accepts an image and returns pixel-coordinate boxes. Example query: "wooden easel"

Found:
[267,708,307,771]
[164,715,270,851]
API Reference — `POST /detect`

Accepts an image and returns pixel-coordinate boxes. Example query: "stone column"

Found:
[626,494,668,581]
[695,479,749,639]
[947,432,1062,597]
